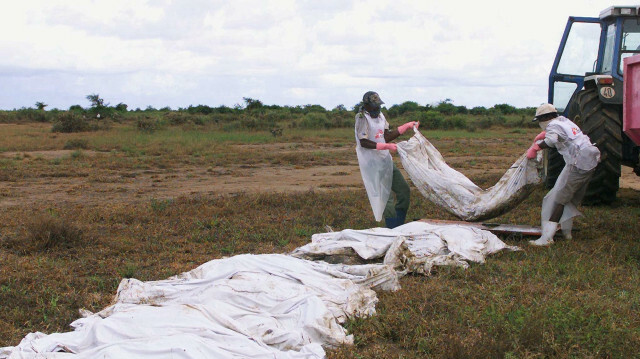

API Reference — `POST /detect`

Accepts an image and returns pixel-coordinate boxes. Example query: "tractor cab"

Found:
[545,6,640,204]
[550,6,640,112]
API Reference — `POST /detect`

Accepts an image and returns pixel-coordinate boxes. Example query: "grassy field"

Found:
[1,121,639,358]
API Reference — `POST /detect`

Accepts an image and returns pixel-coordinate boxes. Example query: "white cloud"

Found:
[0,0,627,110]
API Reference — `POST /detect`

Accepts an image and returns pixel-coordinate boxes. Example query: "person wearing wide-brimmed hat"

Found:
[527,103,601,246]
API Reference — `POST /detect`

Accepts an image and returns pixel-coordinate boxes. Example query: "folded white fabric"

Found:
[397,129,542,221]
[1,254,398,359]
[292,221,520,275]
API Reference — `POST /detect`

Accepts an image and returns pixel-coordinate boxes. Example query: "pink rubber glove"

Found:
[397,121,419,134]
[534,131,546,141]
[376,142,397,152]
[526,142,542,159]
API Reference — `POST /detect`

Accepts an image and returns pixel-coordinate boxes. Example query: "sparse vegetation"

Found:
[2,212,84,254]
[63,139,89,150]
[3,94,537,132]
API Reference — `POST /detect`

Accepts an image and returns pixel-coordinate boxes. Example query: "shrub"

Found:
[236,114,276,131]
[299,113,329,129]
[51,113,97,133]
[27,214,83,251]
[327,112,353,128]
[264,110,290,123]
[470,106,488,116]
[136,117,163,133]
[1,213,84,253]
[15,108,48,122]
[415,110,444,129]
[210,113,242,124]
[166,112,191,125]
[0,111,16,123]
[476,116,494,129]
[444,115,467,130]
[63,139,89,150]
[192,116,206,126]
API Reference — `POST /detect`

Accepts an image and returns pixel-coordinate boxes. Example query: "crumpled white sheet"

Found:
[2,223,519,359]
[397,129,542,221]
[2,254,398,359]
[292,221,520,274]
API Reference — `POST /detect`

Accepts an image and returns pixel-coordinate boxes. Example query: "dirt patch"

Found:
[1,147,638,209]
[621,166,640,191]
[1,150,98,159]
[0,162,364,209]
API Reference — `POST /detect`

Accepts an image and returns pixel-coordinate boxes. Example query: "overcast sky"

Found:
[0,0,622,111]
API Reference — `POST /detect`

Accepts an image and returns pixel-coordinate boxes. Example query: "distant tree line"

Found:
[0,94,538,133]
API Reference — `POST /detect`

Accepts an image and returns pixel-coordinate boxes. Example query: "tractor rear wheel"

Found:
[544,145,565,190]
[568,88,623,204]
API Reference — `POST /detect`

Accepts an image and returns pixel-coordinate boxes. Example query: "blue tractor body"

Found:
[545,6,640,203]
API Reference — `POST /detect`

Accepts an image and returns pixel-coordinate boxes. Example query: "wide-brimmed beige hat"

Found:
[532,103,557,121]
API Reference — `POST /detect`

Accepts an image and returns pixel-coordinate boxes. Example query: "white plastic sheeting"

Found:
[355,135,393,222]
[397,129,543,221]
[2,254,398,359]
[2,223,519,359]
[292,221,520,274]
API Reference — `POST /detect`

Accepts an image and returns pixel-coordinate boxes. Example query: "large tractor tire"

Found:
[568,88,623,204]
[544,146,565,189]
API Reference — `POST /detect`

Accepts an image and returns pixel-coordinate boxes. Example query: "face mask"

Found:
[538,120,551,130]
[368,105,381,118]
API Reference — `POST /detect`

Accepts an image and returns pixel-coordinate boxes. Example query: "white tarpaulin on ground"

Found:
[397,129,542,221]
[292,221,520,273]
[2,223,519,359]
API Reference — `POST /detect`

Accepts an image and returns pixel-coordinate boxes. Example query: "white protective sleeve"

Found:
[396,129,543,221]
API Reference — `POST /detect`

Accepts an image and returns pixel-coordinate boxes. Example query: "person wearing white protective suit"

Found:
[526,103,601,246]
[355,91,418,228]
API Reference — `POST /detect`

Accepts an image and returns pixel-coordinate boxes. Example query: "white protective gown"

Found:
[355,112,393,222]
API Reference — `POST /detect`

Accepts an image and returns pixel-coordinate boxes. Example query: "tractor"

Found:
[545,5,640,204]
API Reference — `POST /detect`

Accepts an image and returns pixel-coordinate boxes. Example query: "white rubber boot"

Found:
[529,221,558,246]
[560,219,573,240]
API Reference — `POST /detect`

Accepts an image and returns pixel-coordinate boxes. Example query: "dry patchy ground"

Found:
[3,146,638,210]
[2,125,640,357]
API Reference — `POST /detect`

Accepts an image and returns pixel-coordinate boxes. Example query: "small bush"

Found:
[192,116,206,126]
[27,214,83,251]
[299,113,329,129]
[15,108,49,122]
[476,116,495,129]
[0,111,16,123]
[327,112,353,128]
[63,139,89,150]
[166,112,191,125]
[210,113,241,124]
[136,117,161,133]
[51,113,97,133]
[1,214,85,253]
[415,110,444,129]
[242,115,276,130]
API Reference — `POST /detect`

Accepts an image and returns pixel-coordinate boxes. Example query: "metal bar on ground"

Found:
[418,219,542,237]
